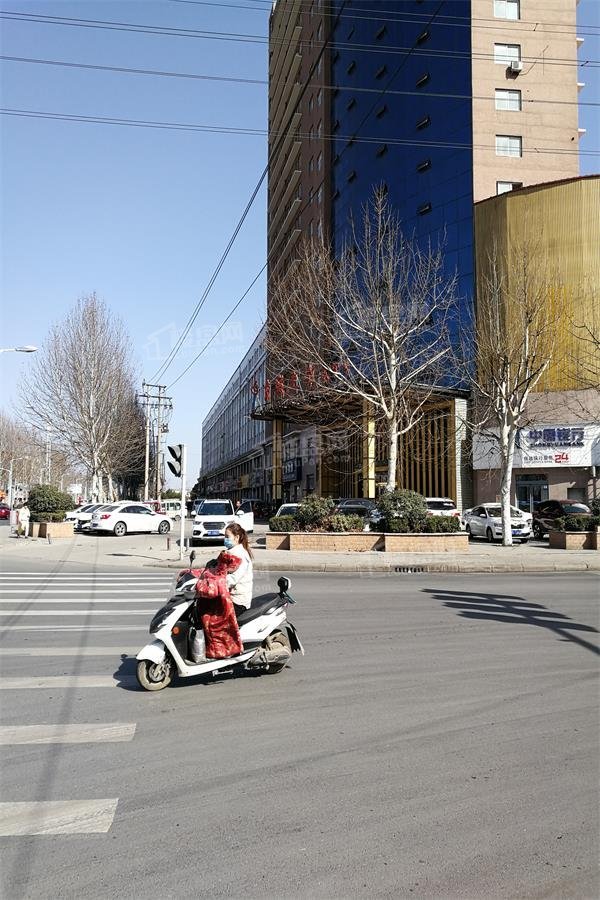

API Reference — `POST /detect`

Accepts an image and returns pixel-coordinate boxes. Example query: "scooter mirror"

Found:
[277,576,291,594]
[189,549,196,567]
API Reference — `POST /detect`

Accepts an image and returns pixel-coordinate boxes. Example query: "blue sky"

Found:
[1,0,598,484]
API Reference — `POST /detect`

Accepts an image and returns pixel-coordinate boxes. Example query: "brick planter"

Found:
[384,532,469,553]
[37,521,75,539]
[289,532,384,552]
[265,533,290,550]
[548,530,597,551]
[28,522,40,538]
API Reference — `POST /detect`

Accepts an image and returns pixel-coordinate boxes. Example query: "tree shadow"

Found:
[422,588,600,656]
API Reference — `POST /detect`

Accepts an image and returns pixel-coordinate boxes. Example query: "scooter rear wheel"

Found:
[136,656,174,691]
[262,630,292,675]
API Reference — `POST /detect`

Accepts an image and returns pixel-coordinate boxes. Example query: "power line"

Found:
[149,0,350,382]
[3,107,595,156]
[0,10,597,65]
[2,54,597,109]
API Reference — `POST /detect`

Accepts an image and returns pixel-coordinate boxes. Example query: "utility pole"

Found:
[138,382,172,501]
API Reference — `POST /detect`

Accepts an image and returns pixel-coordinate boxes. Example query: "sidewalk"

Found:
[1,529,599,573]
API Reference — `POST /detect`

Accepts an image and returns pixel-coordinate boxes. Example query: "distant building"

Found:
[472,175,600,508]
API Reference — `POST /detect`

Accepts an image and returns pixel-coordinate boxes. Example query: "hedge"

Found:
[555,514,600,533]
[386,515,460,534]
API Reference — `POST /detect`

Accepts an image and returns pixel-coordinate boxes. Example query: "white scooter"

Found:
[136,570,303,691]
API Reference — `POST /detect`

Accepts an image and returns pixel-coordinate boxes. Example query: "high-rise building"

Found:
[263,0,582,503]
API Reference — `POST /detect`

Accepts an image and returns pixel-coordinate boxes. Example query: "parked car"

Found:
[425,497,461,519]
[160,499,184,521]
[532,499,592,539]
[192,498,206,518]
[334,498,378,515]
[0,503,10,520]
[463,504,531,543]
[192,499,254,544]
[89,502,172,536]
[65,503,95,522]
[74,503,109,530]
[274,503,300,518]
[241,498,272,519]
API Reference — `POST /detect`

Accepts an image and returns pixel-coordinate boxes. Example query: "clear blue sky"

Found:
[1,0,598,484]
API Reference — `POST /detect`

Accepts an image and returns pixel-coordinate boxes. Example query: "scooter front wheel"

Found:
[136,656,174,691]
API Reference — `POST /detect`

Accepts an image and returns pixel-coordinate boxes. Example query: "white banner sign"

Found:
[473,424,600,470]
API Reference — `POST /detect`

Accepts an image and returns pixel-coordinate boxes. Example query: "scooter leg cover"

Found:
[198,595,243,659]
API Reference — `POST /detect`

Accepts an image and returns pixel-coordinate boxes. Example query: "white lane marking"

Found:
[0,572,174,576]
[1,588,171,593]
[0,625,144,631]
[0,610,155,616]
[0,724,136,744]
[0,647,137,656]
[0,598,166,603]
[0,676,137,689]
[0,800,118,835]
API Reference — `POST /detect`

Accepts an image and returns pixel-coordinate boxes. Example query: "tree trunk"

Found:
[386,416,398,493]
[499,424,516,546]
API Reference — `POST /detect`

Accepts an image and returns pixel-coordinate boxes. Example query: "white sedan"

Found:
[463,504,531,543]
[89,502,172,536]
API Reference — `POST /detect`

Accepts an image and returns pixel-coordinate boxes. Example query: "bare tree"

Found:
[466,242,561,545]
[20,294,143,501]
[266,189,459,492]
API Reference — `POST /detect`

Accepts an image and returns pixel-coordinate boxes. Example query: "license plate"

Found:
[512,530,521,534]
[207,530,220,536]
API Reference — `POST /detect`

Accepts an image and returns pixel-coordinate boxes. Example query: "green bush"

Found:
[589,499,600,516]
[320,514,366,533]
[294,495,335,528]
[420,515,461,533]
[556,514,600,532]
[268,515,298,533]
[376,489,428,532]
[28,484,73,520]
[386,518,410,533]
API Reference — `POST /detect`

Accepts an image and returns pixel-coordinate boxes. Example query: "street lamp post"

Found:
[0,345,38,354]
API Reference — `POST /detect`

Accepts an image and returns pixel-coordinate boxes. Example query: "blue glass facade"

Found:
[330,0,474,350]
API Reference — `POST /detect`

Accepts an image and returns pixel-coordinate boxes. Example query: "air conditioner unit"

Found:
[509,60,523,74]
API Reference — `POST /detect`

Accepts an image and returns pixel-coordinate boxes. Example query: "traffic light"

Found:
[167,444,183,478]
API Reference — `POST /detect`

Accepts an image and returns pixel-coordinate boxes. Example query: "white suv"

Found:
[192,499,254,544]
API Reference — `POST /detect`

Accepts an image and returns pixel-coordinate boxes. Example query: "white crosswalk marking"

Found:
[0,598,166,603]
[0,625,143,631]
[0,647,137,655]
[0,724,136,744]
[0,676,137,689]
[0,800,119,835]
[0,609,155,615]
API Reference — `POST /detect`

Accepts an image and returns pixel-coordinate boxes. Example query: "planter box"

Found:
[37,521,75,539]
[384,532,469,553]
[289,532,384,552]
[549,530,597,551]
[28,522,40,538]
[265,532,290,550]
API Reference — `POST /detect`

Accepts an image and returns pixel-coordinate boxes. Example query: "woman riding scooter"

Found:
[222,523,253,616]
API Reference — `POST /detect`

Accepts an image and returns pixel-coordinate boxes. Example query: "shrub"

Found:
[555,515,600,532]
[376,489,428,532]
[269,515,298,533]
[420,515,461,533]
[28,484,73,520]
[294,495,335,528]
[321,514,366,533]
[589,499,600,516]
[386,518,410,533]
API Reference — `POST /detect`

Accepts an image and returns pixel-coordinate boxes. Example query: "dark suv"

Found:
[532,500,592,538]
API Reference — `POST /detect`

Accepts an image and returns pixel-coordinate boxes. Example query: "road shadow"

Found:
[423,588,600,656]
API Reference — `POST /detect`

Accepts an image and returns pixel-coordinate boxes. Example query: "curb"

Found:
[148,559,600,574]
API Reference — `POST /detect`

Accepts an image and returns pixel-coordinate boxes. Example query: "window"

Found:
[347,97,356,111]
[317,88,322,106]
[376,104,388,118]
[317,151,322,171]
[494,43,521,64]
[347,60,356,74]
[416,115,431,130]
[416,72,430,88]
[494,0,520,20]
[416,158,432,172]
[317,184,323,204]
[309,156,314,172]
[375,65,387,79]
[309,125,314,142]
[495,88,521,110]
[347,170,357,183]
[417,201,432,215]
[495,134,522,157]
[308,94,314,112]
[317,21,323,40]
[416,29,430,44]
[317,57,322,75]
[376,144,388,157]
[317,119,322,138]
[376,25,386,40]
[496,181,523,193]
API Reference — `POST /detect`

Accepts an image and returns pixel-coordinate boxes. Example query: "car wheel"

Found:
[158,520,170,535]
[465,525,473,540]
[486,527,495,543]
[533,523,544,540]
[113,521,127,537]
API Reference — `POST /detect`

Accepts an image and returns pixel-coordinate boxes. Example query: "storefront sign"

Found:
[282,457,303,483]
[473,424,600,469]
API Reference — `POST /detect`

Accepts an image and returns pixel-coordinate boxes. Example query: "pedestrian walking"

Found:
[16,502,30,538]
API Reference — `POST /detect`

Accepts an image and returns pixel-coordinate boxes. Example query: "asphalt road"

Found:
[0,563,598,899]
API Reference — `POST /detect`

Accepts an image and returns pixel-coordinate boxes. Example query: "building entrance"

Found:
[516,474,549,513]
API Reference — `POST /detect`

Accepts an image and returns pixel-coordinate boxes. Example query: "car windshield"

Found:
[199,502,231,516]
[486,506,502,517]
[427,500,455,510]
[562,503,590,514]
[277,505,298,516]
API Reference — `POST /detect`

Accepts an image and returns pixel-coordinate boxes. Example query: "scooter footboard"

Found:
[136,641,166,665]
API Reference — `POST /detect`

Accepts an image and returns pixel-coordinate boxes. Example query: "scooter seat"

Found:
[236,593,282,625]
